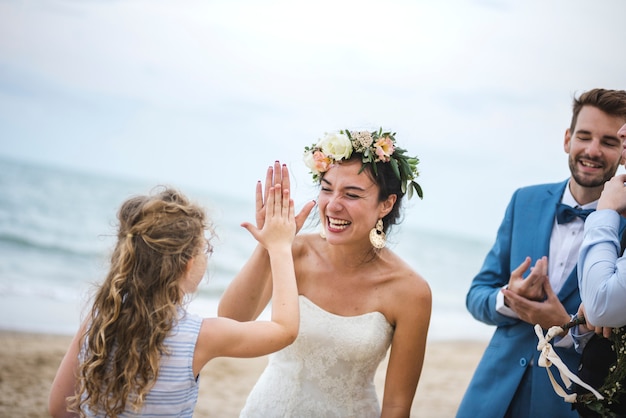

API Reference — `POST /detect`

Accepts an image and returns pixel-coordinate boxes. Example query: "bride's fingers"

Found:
[272,161,282,188]
[255,180,266,229]
[281,163,290,193]
[263,165,273,205]
[254,181,263,212]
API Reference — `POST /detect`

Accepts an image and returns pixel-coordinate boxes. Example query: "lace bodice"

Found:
[240,295,394,418]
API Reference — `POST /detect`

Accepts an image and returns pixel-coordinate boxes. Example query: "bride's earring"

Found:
[369,219,386,249]
[320,225,326,239]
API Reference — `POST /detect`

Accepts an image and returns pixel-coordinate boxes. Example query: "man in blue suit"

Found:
[458,88,626,418]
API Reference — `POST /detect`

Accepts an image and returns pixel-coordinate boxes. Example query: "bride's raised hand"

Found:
[255,162,281,229]
[255,161,314,233]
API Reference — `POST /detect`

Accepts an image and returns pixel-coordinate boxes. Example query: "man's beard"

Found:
[569,157,616,188]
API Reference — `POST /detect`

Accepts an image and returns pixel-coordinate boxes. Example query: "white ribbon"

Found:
[534,324,604,403]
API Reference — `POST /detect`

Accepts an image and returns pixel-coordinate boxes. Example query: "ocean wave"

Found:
[0,231,107,258]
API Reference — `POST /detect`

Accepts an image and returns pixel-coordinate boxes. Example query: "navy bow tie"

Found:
[556,202,594,224]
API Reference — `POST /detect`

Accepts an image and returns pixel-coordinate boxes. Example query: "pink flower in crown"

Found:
[374,136,395,162]
[312,150,332,173]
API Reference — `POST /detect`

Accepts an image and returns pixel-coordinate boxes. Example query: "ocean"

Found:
[0,157,494,341]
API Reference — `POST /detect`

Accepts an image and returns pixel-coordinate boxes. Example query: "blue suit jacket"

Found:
[457,180,626,418]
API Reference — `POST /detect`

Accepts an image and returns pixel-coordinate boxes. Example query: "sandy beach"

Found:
[0,331,487,417]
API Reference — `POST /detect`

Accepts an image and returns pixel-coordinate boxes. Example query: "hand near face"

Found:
[507,256,548,301]
[597,173,626,216]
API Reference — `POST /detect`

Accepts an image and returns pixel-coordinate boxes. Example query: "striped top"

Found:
[83,310,203,417]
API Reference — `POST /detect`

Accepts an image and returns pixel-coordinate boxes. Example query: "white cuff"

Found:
[496,284,520,318]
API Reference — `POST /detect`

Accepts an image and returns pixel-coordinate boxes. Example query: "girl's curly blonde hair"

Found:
[68,186,211,416]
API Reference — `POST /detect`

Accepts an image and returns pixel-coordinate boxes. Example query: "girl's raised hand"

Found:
[242,182,295,250]
[254,161,315,233]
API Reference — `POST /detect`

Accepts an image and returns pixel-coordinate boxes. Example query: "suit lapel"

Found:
[529,181,566,261]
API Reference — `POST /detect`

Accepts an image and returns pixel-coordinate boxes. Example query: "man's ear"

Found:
[564,128,572,154]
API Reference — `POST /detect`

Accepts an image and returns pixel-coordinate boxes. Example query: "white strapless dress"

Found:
[240,295,394,418]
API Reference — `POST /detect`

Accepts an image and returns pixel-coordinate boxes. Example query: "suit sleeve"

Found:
[466,190,522,327]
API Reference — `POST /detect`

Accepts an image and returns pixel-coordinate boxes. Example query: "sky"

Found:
[1,0,625,241]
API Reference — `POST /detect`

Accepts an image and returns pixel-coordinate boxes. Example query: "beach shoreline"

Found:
[0,330,488,417]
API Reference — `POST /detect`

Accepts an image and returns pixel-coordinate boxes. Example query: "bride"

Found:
[218,128,432,417]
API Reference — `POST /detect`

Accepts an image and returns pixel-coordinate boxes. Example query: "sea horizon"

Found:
[0,156,495,342]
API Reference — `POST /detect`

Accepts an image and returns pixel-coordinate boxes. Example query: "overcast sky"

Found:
[1,0,625,240]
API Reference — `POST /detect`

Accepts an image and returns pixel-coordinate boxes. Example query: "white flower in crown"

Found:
[317,132,353,161]
[303,132,352,181]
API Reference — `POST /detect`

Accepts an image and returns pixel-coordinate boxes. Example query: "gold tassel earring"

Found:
[369,219,386,249]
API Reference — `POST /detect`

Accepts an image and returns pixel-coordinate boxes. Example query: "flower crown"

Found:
[303,128,423,199]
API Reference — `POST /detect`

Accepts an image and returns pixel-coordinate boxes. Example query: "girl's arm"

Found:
[218,162,314,321]
[218,164,282,321]
[195,181,299,373]
[217,241,273,321]
[49,323,86,418]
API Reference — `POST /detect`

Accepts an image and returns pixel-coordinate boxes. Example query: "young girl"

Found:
[49,179,298,417]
